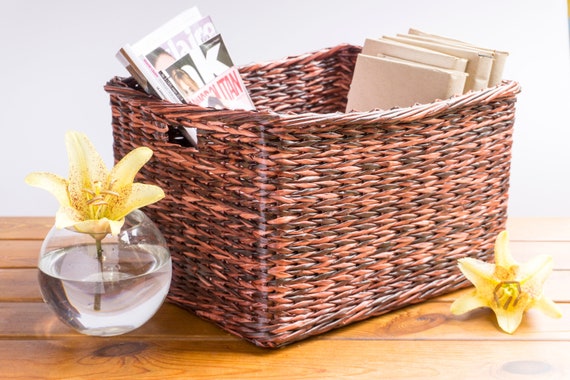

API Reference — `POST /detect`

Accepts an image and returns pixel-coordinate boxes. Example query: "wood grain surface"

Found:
[1,217,568,379]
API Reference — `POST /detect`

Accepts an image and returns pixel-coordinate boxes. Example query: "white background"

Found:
[1,0,568,217]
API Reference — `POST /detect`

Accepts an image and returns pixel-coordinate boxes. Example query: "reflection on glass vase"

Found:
[37,209,172,336]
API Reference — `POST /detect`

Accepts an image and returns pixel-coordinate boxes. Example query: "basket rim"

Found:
[279,80,520,127]
[104,43,520,127]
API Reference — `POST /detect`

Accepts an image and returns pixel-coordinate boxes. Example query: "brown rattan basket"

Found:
[105,43,519,348]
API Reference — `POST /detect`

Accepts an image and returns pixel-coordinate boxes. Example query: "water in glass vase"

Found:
[38,242,171,336]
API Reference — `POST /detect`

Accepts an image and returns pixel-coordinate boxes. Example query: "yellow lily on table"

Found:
[451,230,562,334]
[25,130,164,239]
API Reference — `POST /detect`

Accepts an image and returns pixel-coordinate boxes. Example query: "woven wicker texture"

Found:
[105,44,520,348]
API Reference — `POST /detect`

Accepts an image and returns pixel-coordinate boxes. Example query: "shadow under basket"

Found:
[105,44,520,348]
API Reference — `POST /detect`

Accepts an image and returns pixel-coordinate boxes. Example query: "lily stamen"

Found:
[86,197,107,206]
[493,281,522,311]
[90,200,109,207]
[101,190,120,197]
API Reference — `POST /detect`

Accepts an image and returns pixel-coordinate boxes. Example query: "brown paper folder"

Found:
[362,38,468,72]
[384,34,494,92]
[407,28,508,87]
[346,54,468,112]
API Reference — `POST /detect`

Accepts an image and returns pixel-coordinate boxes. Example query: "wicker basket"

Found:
[105,43,519,348]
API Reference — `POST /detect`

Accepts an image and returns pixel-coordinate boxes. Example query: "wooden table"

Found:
[1,217,568,379]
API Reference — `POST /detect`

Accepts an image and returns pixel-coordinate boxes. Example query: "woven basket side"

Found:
[258,99,514,346]
[105,44,518,348]
[164,103,511,348]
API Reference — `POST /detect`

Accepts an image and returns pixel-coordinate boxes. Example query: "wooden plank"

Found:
[507,218,570,241]
[510,241,570,269]
[0,217,53,240]
[0,268,42,302]
[0,302,235,340]
[0,240,41,268]
[324,301,570,341]
[0,340,568,379]
[2,241,568,271]
[3,266,568,303]
[2,239,568,269]
[2,301,568,342]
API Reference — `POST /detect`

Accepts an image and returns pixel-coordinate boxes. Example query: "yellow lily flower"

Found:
[25,130,165,238]
[450,230,562,333]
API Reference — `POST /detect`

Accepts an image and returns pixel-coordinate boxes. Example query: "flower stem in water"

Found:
[94,238,103,311]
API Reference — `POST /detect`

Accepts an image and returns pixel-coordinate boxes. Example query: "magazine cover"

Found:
[116,7,255,145]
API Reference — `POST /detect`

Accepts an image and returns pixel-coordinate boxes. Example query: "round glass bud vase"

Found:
[37,210,172,336]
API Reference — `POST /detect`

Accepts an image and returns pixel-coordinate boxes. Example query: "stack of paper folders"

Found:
[346,29,509,112]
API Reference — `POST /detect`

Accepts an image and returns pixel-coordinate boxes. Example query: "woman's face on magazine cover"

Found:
[153,52,176,71]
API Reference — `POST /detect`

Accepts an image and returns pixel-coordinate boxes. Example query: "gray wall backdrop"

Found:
[1,0,569,217]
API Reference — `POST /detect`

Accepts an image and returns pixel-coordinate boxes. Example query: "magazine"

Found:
[116,7,255,146]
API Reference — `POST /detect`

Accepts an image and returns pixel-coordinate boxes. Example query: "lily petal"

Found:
[106,147,154,213]
[108,219,126,236]
[71,218,125,240]
[494,230,516,268]
[533,296,563,319]
[495,307,524,334]
[450,290,488,315]
[24,172,70,208]
[109,147,153,190]
[457,257,495,290]
[109,183,165,220]
[65,131,109,213]
[55,205,85,230]
[520,255,553,296]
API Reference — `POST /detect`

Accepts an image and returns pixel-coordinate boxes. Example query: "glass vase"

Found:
[37,210,172,336]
